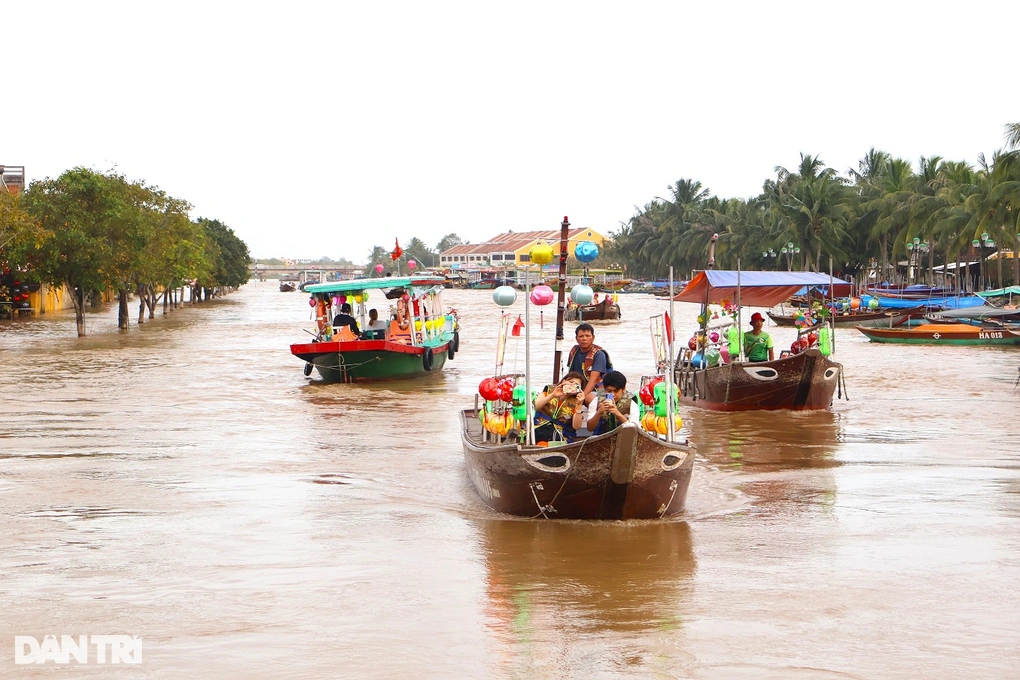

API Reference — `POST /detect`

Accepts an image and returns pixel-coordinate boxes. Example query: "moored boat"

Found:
[673,268,849,411]
[768,307,919,329]
[279,281,297,292]
[290,275,459,382]
[856,322,1020,345]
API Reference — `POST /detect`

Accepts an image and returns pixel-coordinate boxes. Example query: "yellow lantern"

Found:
[642,411,657,432]
[529,241,555,266]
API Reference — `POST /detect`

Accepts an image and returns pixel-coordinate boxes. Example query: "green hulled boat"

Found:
[856,322,1020,345]
[290,276,459,383]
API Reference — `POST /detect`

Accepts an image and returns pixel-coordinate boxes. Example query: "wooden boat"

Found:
[462,411,694,519]
[767,307,920,329]
[564,296,621,321]
[676,348,842,411]
[290,275,459,382]
[279,281,297,292]
[856,322,1020,345]
[673,269,850,411]
[467,278,503,290]
[461,217,694,520]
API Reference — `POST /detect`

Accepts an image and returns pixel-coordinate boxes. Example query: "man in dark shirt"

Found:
[332,303,360,336]
[567,323,612,400]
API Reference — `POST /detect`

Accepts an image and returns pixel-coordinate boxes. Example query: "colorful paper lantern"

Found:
[478,378,501,401]
[574,241,599,263]
[308,297,317,307]
[407,260,417,270]
[492,285,517,307]
[374,263,384,274]
[530,285,554,306]
[570,284,594,305]
[529,242,554,266]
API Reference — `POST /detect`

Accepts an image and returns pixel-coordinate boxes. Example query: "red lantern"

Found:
[790,340,801,354]
[478,378,501,402]
[807,332,818,346]
[799,336,810,350]
[497,380,514,402]
[639,376,662,407]
[687,336,698,351]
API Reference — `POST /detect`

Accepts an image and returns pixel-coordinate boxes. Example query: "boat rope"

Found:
[837,365,849,401]
[528,435,593,519]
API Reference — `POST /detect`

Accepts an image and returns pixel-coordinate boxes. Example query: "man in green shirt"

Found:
[744,312,774,362]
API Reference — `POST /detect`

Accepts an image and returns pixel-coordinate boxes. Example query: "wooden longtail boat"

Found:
[673,268,850,411]
[290,276,459,382]
[279,281,297,292]
[767,307,920,329]
[564,296,621,321]
[856,322,1020,345]
[461,217,694,519]
[462,411,694,519]
[676,348,842,411]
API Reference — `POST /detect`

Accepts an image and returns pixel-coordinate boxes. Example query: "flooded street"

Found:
[2,282,1019,679]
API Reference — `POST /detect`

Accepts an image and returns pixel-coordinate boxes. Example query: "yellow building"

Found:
[438,227,608,270]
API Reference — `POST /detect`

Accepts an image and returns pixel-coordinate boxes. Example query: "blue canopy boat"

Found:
[672,270,849,411]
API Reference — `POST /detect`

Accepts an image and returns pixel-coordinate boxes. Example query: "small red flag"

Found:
[664,311,673,343]
[511,315,525,337]
[390,239,403,261]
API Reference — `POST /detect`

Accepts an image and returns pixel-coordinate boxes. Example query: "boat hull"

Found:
[291,339,451,382]
[768,308,918,328]
[461,412,694,520]
[564,298,621,321]
[856,324,1020,345]
[675,349,841,411]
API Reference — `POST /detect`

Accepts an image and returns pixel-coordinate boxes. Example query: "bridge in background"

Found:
[249,264,365,282]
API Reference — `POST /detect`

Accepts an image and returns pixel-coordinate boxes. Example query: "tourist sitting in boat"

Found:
[584,370,637,435]
[361,308,387,339]
[332,303,361,337]
[744,312,774,362]
[567,323,613,400]
[533,372,593,443]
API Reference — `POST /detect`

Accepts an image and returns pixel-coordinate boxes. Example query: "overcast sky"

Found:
[6,1,1018,262]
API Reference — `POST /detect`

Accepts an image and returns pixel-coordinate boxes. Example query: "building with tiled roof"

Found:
[439,228,607,271]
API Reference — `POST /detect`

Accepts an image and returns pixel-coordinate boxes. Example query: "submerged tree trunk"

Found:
[118,289,130,329]
[70,282,86,337]
[137,286,146,324]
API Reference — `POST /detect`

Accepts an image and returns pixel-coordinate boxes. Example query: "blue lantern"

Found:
[492,285,517,307]
[570,284,594,305]
[574,241,599,263]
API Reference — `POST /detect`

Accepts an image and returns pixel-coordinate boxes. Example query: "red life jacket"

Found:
[567,343,612,382]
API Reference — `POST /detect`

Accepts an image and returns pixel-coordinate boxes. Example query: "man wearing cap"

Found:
[744,312,774,362]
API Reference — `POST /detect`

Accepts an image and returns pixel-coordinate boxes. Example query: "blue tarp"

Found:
[674,270,850,307]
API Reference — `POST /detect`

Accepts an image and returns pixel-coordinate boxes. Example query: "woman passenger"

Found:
[532,372,592,443]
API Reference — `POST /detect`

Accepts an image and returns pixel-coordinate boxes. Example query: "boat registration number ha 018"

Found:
[979,331,1004,339]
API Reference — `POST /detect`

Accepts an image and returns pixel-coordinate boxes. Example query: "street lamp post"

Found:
[779,242,800,271]
[906,237,929,285]
[972,232,995,291]
[762,249,777,269]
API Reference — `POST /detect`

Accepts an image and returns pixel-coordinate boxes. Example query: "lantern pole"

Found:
[553,216,570,384]
[524,262,535,446]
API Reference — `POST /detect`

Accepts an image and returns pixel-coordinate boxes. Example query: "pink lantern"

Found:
[331,296,340,306]
[530,285,554,306]
[308,297,317,307]
[374,263,384,274]
[407,260,417,270]
[339,295,347,304]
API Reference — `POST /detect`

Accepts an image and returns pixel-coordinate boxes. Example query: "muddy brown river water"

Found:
[1,282,1019,679]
